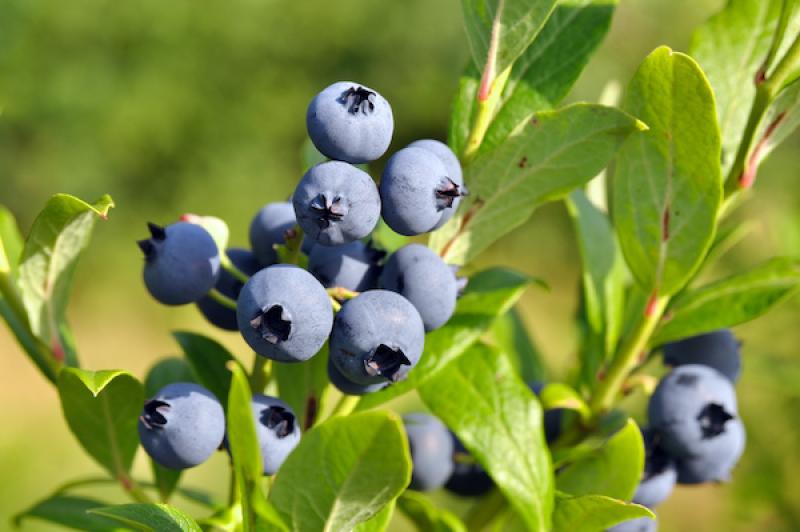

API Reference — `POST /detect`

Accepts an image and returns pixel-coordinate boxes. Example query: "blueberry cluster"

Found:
[610,329,745,532]
[136,81,467,470]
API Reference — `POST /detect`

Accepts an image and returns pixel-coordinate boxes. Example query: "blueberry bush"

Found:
[3,0,800,530]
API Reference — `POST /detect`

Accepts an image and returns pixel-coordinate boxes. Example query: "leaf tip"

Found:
[634,119,649,132]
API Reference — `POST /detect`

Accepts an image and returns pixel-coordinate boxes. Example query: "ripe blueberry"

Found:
[138,221,221,305]
[647,365,739,459]
[306,81,393,164]
[404,413,454,491]
[329,290,425,385]
[138,382,225,470]
[249,202,298,266]
[632,429,677,508]
[380,146,467,236]
[663,329,741,383]
[236,265,333,362]
[445,432,493,497]
[196,248,262,330]
[251,394,301,475]
[308,240,384,292]
[406,139,465,229]
[379,243,457,331]
[676,417,745,484]
[529,381,565,444]
[293,161,381,246]
[327,356,387,396]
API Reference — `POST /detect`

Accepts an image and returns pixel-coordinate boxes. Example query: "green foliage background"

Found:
[1,0,799,529]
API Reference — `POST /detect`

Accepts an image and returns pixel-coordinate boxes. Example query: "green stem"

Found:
[208,288,237,310]
[326,287,359,300]
[121,474,153,504]
[589,295,669,415]
[328,393,360,418]
[464,488,507,531]
[220,252,250,284]
[249,355,271,394]
[758,0,794,80]
[462,65,512,162]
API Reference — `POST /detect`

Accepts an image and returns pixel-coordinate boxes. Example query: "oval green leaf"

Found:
[552,492,654,532]
[88,503,201,532]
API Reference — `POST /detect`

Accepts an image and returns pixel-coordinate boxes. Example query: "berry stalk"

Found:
[220,252,251,284]
[207,288,238,310]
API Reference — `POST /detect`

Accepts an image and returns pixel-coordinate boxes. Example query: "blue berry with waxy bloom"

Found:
[306,81,393,164]
[676,416,745,484]
[251,394,301,475]
[196,248,261,330]
[379,243,457,331]
[632,429,677,508]
[647,364,738,459]
[138,382,225,470]
[404,413,455,491]
[327,356,387,396]
[138,221,221,305]
[663,329,741,383]
[249,201,298,267]
[308,240,384,292]
[445,432,493,497]
[330,290,425,385]
[380,146,468,236]
[406,139,465,229]
[236,265,333,362]
[293,161,381,246]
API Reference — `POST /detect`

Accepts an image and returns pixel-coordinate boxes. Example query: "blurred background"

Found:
[1,0,799,530]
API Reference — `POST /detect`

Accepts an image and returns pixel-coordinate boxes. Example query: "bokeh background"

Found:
[1,0,799,530]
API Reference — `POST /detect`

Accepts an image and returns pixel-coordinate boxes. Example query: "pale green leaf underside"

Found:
[88,503,201,532]
[552,492,654,532]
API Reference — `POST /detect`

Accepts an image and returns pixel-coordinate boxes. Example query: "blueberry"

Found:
[676,417,745,484]
[308,240,384,292]
[647,365,738,459]
[196,248,262,330]
[606,516,657,532]
[406,139,465,229]
[293,161,381,246]
[529,382,564,444]
[249,202,297,266]
[329,290,425,385]
[327,356,387,396]
[663,329,741,383]
[138,382,225,470]
[632,429,677,508]
[380,146,467,236]
[236,265,333,362]
[250,394,301,475]
[306,81,393,164]
[404,413,454,491]
[379,244,457,331]
[138,222,221,305]
[445,432,493,497]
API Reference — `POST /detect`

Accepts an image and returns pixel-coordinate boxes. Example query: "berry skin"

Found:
[647,365,738,459]
[236,265,333,362]
[196,248,262,331]
[529,382,564,444]
[379,244,457,331]
[663,329,741,383]
[633,429,677,508]
[308,240,384,292]
[380,146,467,236]
[445,432,493,497]
[327,356,387,395]
[606,516,657,532]
[675,417,745,484]
[138,383,225,470]
[329,290,425,385]
[404,413,455,491]
[406,139,465,229]
[306,81,393,164]
[293,161,381,246]
[249,202,298,266]
[138,221,221,305]
[251,394,301,476]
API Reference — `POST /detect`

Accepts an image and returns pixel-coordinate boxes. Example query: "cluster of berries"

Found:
[136,81,466,471]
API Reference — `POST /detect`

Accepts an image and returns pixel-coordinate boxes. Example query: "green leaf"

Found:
[611,46,722,297]
[550,410,628,468]
[540,383,590,422]
[461,0,558,79]
[432,103,641,265]
[57,368,143,478]
[556,419,644,500]
[0,295,58,382]
[270,411,411,532]
[488,307,545,383]
[747,76,800,176]
[419,344,553,531]
[551,492,654,532]
[353,500,396,532]
[653,257,800,345]
[274,344,330,430]
[14,495,124,531]
[448,63,481,158]
[144,357,196,398]
[0,204,23,276]
[88,503,201,532]
[17,194,114,366]
[397,491,467,532]
[482,0,619,153]
[690,0,800,172]
[356,268,530,410]
[150,461,181,504]
[173,331,235,407]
